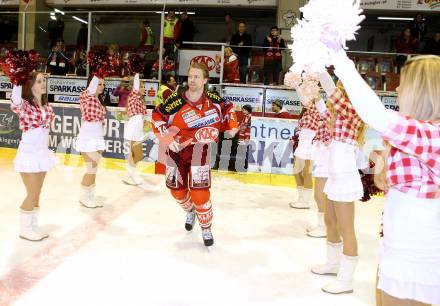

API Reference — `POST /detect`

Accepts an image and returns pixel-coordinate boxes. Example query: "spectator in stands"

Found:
[142,48,159,79]
[263,26,286,85]
[223,13,236,44]
[46,39,69,76]
[236,104,253,170]
[422,31,440,55]
[76,23,88,50]
[230,21,252,83]
[70,45,87,76]
[107,44,122,77]
[177,11,195,48]
[140,19,155,50]
[409,13,427,41]
[163,9,180,58]
[153,74,177,106]
[47,13,64,50]
[395,27,419,70]
[272,100,290,118]
[152,55,176,79]
[113,77,131,107]
[222,47,240,83]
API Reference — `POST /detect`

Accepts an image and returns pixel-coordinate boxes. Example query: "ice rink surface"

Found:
[0,160,384,306]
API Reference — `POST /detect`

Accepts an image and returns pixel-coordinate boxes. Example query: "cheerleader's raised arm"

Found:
[332,52,394,133]
[87,75,100,95]
[11,85,23,106]
[133,73,140,92]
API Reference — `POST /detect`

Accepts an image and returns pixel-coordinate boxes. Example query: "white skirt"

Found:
[75,121,106,153]
[14,127,57,173]
[312,142,330,178]
[294,128,316,160]
[378,188,440,305]
[124,114,145,142]
[324,140,363,202]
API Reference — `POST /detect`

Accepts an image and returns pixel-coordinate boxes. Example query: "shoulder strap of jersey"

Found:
[159,92,186,115]
[205,90,223,104]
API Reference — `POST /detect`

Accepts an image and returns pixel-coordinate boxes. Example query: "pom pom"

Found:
[0,50,39,85]
[87,50,115,78]
[300,0,365,50]
[127,53,144,75]
[359,164,383,202]
[288,0,365,74]
[284,71,302,89]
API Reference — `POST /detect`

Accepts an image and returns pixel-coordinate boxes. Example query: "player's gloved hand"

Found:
[224,128,238,139]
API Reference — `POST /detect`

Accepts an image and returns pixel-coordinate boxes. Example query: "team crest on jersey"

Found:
[195,127,219,143]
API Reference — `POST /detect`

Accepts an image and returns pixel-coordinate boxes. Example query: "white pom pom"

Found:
[287,0,365,74]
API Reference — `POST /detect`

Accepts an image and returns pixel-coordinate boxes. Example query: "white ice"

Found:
[0,163,384,306]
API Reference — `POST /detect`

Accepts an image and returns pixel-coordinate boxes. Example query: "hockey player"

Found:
[152,62,238,247]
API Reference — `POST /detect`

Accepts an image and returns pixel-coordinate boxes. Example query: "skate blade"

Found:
[122,179,140,186]
[19,235,46,242]
[322,288,354,295]
[306,233,327,238]
[79,201,98,209]
[311,270,337,276]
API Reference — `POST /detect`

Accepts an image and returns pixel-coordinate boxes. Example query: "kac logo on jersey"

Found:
[191,56,217,72]
[195,127,219,143]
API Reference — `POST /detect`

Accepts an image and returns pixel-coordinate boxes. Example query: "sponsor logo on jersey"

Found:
[194,127,219,143]
[204,109,217,116]
[206,91,222,102]
[184,115,201,124]
[182,110,197,120]
[164,98,184,113]
[187,113,220,129]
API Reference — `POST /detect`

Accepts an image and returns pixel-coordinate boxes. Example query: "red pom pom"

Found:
[87,50,115,78]
[0,50,39,86]
[128,54,144,75]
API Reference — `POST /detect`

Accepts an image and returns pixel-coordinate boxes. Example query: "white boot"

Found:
[32,207,49,239]
[322,254,358,294]
[80,185,98,208]
[307,212,327,238]
[19,210,44,241]
[311,241,342,275]
[89,184,103,208]
[290,187,312,209]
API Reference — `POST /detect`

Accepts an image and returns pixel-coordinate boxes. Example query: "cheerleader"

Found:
[122,73,148,187]
[332,52,440,306]
[307,96,332,238]
[75,75,106,208]
[310,71,366,294]
[10,72,56,241]
[289,98,319,209]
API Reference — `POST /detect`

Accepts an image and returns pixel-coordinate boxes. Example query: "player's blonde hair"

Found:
[398,55,440,121]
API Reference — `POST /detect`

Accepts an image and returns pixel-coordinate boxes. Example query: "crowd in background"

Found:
[41,10,291,86]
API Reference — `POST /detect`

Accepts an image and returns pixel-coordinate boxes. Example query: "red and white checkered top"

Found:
[127,90,147,117]
[79,90,106,122]
[10,99,54,132]
[313,107,332,145]
[383,112,440,199]
[327,88,363,145]
[298,103,319,131]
